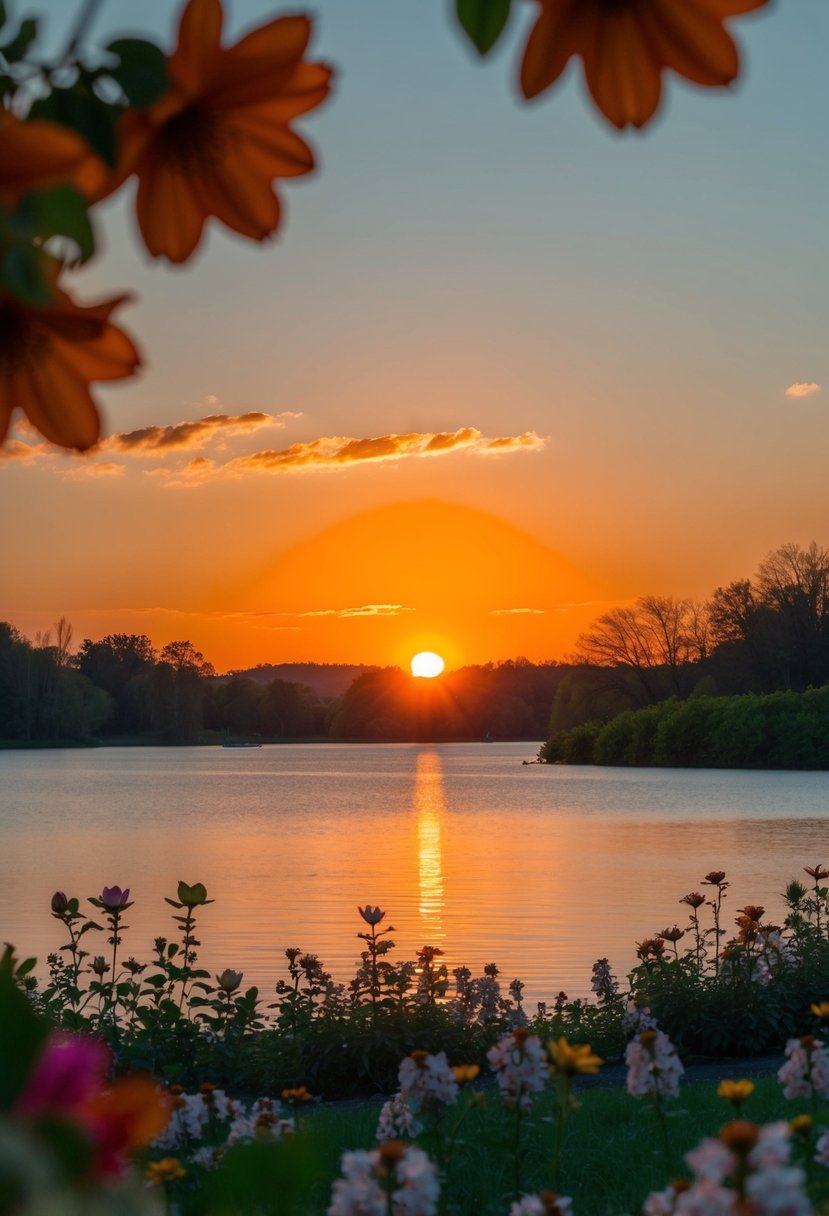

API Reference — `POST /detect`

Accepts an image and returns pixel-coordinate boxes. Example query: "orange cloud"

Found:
[162,427,545,483]
[490,607,545,615]
[63,462,126,480]
[299,604,415,619]
[785,382,821,399]
[105,411,299,454]
[0,439,44,462]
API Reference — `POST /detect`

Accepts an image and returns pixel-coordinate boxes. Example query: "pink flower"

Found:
[16,1034,109,1117]
[100,885,130,910]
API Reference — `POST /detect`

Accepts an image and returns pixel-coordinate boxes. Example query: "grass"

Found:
[290,1074,817,1215]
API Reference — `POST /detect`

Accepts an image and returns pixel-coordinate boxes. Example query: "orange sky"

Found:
[2,2,826,673]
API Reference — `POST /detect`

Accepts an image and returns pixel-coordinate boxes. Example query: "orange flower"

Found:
[0,268,140,450]
[102,0,332,262]
[83,1074,172,1176]
[520,0,768,130]
[0,112,102,209]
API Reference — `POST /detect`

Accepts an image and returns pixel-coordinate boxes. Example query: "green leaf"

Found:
[29,88,118,167]
[106,38,167,107]
[1,16,38,63]
[456,0,511,56]
[0,969,49,1109]
[15,186,95,264]
[1,244,51,306]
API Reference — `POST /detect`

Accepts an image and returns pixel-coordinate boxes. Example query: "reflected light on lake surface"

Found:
[414,750,445,940]
[3,743,829,1004]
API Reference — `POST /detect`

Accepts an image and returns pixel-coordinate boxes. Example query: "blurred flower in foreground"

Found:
[103,0,333,262]
[0,268,140,450]
[520,0,769,130]
[0,112,101,208]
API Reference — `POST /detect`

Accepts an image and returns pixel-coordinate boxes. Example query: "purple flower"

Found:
[50,891,69,915]
[358,905,385,926]
[100,886,130,911]
[16,1033,109,1117]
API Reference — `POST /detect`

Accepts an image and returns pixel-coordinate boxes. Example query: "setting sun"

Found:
[411,651,445,679]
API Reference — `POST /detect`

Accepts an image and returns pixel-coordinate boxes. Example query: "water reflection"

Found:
[414,750,446,940]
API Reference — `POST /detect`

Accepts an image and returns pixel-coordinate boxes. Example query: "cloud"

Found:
[0,439,45,462]
[104,410,300,455]
[62,462,126,480]
[785,382,821,399]
[490,608,545,615]
[163,427,545,483]
[299,604,415,619]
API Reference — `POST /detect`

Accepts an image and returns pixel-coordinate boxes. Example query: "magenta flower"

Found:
[358,905,385,926]
[98,886,131,911]
[16,1033,109,1117]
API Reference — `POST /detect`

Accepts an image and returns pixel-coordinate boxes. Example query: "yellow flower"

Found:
[717,1079,754,1105]
[452,1064,480,1085]
[811,1002,829,1020]
[145,1157,186,1184]
[547,1037,603,1076]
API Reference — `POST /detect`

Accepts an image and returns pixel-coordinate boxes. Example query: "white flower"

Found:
[749,1123,792,1171]
[625,1030,684,1100]
[327,1146,439,1216]
[377,1095,421,1142]
[674,1182,735,1216]
[487,1031,548,1110]
[779,1037,829,1100]
[398,1052,458,1109]
[744,1166,810,1216]
[644,1185,680,1216]
[815,1130,829,1167]
[191,1145,222,1170]
[685,1139,734,1185]
[509,1196,573,1216]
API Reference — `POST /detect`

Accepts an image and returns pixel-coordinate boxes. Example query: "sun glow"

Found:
[410,651,445,678]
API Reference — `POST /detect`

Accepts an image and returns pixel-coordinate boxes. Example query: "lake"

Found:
[1,743,828,1006]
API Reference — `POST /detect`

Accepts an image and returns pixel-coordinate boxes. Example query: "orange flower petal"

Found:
[520,0,587,100]
[15,354,102,451]
[583,12,662,130]
[0,115,101,207]
[135,162,208,263]
[170,0,223,96]
[697,0,768,14]
[230,62,333,123]
[207,15,313,107]
[231,110,315,178]
[87,1076,172,1150]
[193,154,281,241]
[643,0,739,87]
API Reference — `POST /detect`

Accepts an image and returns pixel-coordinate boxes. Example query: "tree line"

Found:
[0,623,563,745]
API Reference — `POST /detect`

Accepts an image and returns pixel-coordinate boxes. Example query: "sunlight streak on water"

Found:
[415,750,445,940]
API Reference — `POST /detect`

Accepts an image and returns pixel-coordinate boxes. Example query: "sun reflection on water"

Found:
[415,749,446,940]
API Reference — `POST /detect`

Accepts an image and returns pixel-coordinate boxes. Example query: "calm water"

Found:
[1,743,829,1004]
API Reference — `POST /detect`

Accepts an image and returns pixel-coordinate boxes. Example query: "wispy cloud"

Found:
[62,462,126,480]
[299,604,415,619]
[104,410,300,455]
[160,427,545,484]
[785,382,821,399]
[490,608,545,615]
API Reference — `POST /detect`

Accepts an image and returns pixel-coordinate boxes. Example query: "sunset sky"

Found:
[3,0,827,672]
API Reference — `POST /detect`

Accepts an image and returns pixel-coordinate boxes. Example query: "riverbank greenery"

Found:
[540,687,829,770]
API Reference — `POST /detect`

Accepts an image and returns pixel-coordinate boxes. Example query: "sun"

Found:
[410,651,445,679]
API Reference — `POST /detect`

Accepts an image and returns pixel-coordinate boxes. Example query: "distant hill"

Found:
[217,663,376,699]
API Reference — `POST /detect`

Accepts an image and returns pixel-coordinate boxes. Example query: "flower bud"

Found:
[177,880,208,907]
[217,968,243,994]
[91,956,108,976]
[357,904,385,926]
[50,891,69,915]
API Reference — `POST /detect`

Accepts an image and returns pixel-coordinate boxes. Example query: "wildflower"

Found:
[217,968,243,993]
[96,886,132,911]
[518,0,767,130]
[658,927,685,943]
[717,1079,754,1111]
[778,1035,829,1100]
[176,880,211,907]
[670,1119,808,1216]
[815,1129,829,1166]
[681,892,706,909]
[703,872,728,887]
[0,111,101,207]
[145,1156,186,1184]
[804,865,829,882]
[590,957,618,1002]
[451,1064,480,1086]
[509,1193,573,1216]
[622,999,657,1037]
[811,1002,829,1020]
[281,1085,314,1105]
[377,1094,421,1142]
[359,905,386,925]
[636,938,667,961]
[50,891,70,915]
[626,1029,684,1100]
[398,1050,459,1108]
[739,905,765,923]
[488,1029,549,1110]
[83,1074,173,1175]
[548,1038,603,1077]
[91,956,109,977]
[0,271,140,451]
[103,0,333,263]
[327,1144,439,1216]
